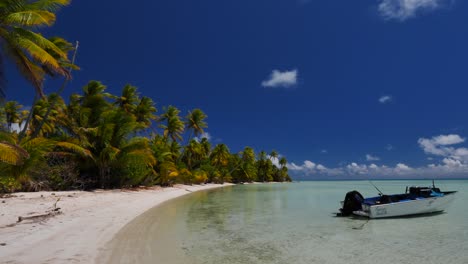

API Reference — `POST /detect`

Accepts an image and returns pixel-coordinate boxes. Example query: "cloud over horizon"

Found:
[287,134,468,179]
[261,69,298,88]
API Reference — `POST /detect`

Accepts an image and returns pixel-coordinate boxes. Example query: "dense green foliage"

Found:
[0,81,291,192]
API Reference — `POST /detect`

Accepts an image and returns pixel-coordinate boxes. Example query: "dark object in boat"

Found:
[337,190,364,216]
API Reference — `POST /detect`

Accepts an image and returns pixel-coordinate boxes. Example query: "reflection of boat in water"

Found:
[338,182,457,219]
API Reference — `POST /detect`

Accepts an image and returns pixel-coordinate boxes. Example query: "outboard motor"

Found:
[338,190,364,216]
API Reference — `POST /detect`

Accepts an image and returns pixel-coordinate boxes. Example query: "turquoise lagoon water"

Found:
[105,181,468,264]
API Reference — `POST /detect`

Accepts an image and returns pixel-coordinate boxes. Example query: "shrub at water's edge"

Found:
[0,81,291,192]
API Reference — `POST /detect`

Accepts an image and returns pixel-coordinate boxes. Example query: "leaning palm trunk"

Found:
[18,96,39,141]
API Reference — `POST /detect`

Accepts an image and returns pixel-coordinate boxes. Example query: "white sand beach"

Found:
[0,183,233,264]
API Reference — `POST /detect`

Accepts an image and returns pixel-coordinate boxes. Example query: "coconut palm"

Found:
[185,108,207,140]
[279,157,287,168]
[0,0,73,98]
[61,82,157,187]
[200,137,211,158]
[0,131,29,166]
[0,131,55,190]
[115,84,139,113]
[150,134,179,186]
[183,139,205,170]
[134,96,157,129]
[238,146,257,182]
[3,101,22,132]
[29,93,66,137]
[67,81,111,130]
[270,150,278,162]
[257,150,274,182]
[159,106,184,142]
[210,144,230,168]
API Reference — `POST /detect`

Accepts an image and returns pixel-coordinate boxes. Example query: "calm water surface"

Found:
[106,181,468,264]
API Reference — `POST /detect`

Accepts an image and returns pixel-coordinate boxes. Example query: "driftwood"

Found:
[17,198,62,224]
[17,208,61,223]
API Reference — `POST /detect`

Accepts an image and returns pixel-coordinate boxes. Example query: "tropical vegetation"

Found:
[0,81,291,192]
[0,1,291,193]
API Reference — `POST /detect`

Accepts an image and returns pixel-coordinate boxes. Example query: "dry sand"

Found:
[0,183,233,264]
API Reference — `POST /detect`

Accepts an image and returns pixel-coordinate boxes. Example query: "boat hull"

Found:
[353,193,456,218]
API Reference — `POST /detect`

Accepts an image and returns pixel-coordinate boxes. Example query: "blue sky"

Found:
[5,0,468,179]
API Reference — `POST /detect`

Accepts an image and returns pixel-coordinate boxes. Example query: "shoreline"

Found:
[0,183,234,264]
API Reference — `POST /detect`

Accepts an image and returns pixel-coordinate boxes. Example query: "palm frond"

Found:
[56,141,93,159]
[15,35,62,70]
[21,137,55,153]
[26,0,71,12]
[123,149,156,167]
[0,28,45,96]
[0,141,29,165]
[14,28,67,58]
[4,10,56,26]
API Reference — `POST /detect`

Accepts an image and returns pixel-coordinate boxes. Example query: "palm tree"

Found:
[270,150,278,162]
[114,85,156,131]
[279,157,287,168]
[159,106,184,142]
[115,84,139,113]
[0,131,29,166]
[200,137,211,158]
[67,81,111,129]
[185,108,207,141]
[257,150,273,182]
[210,144,231,183]
[150,134,179,186]
[61,82,157,188]
[134,96,157,129]
[3,101,22,132]
[0,131,55,191]
[0,0,73,98]
[183,139,205,170]
[29,93,66,137]
[210,144,230,168]
[239,146,257,182]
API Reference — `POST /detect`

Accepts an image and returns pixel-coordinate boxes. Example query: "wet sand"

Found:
[0,184,233,264]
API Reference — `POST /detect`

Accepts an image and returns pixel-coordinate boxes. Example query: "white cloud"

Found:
[378,0,447,21]
[442,158,462,167]
[378,95,393,104]
[316,164,327,171]
[386,144,394,151]
[286,133,468,179]
[366,154,380,161]
[395,163,412,171]
[261,69,298,88]
[432,134,465,145]
[9,122,25,133]
[321,149,328,153]
[194,132,211,142]
[418,134,466,158]
[303,160,316,169]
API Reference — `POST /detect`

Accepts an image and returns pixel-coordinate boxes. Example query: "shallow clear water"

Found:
[106,181,468,264]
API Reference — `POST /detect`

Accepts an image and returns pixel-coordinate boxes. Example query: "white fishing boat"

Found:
[338,182,456,219]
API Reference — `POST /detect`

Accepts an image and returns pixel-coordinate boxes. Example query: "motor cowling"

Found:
[339,190,364,216]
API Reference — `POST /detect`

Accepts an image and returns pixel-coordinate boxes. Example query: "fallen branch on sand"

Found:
[17,208,61,223]
[16,198,62,224]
